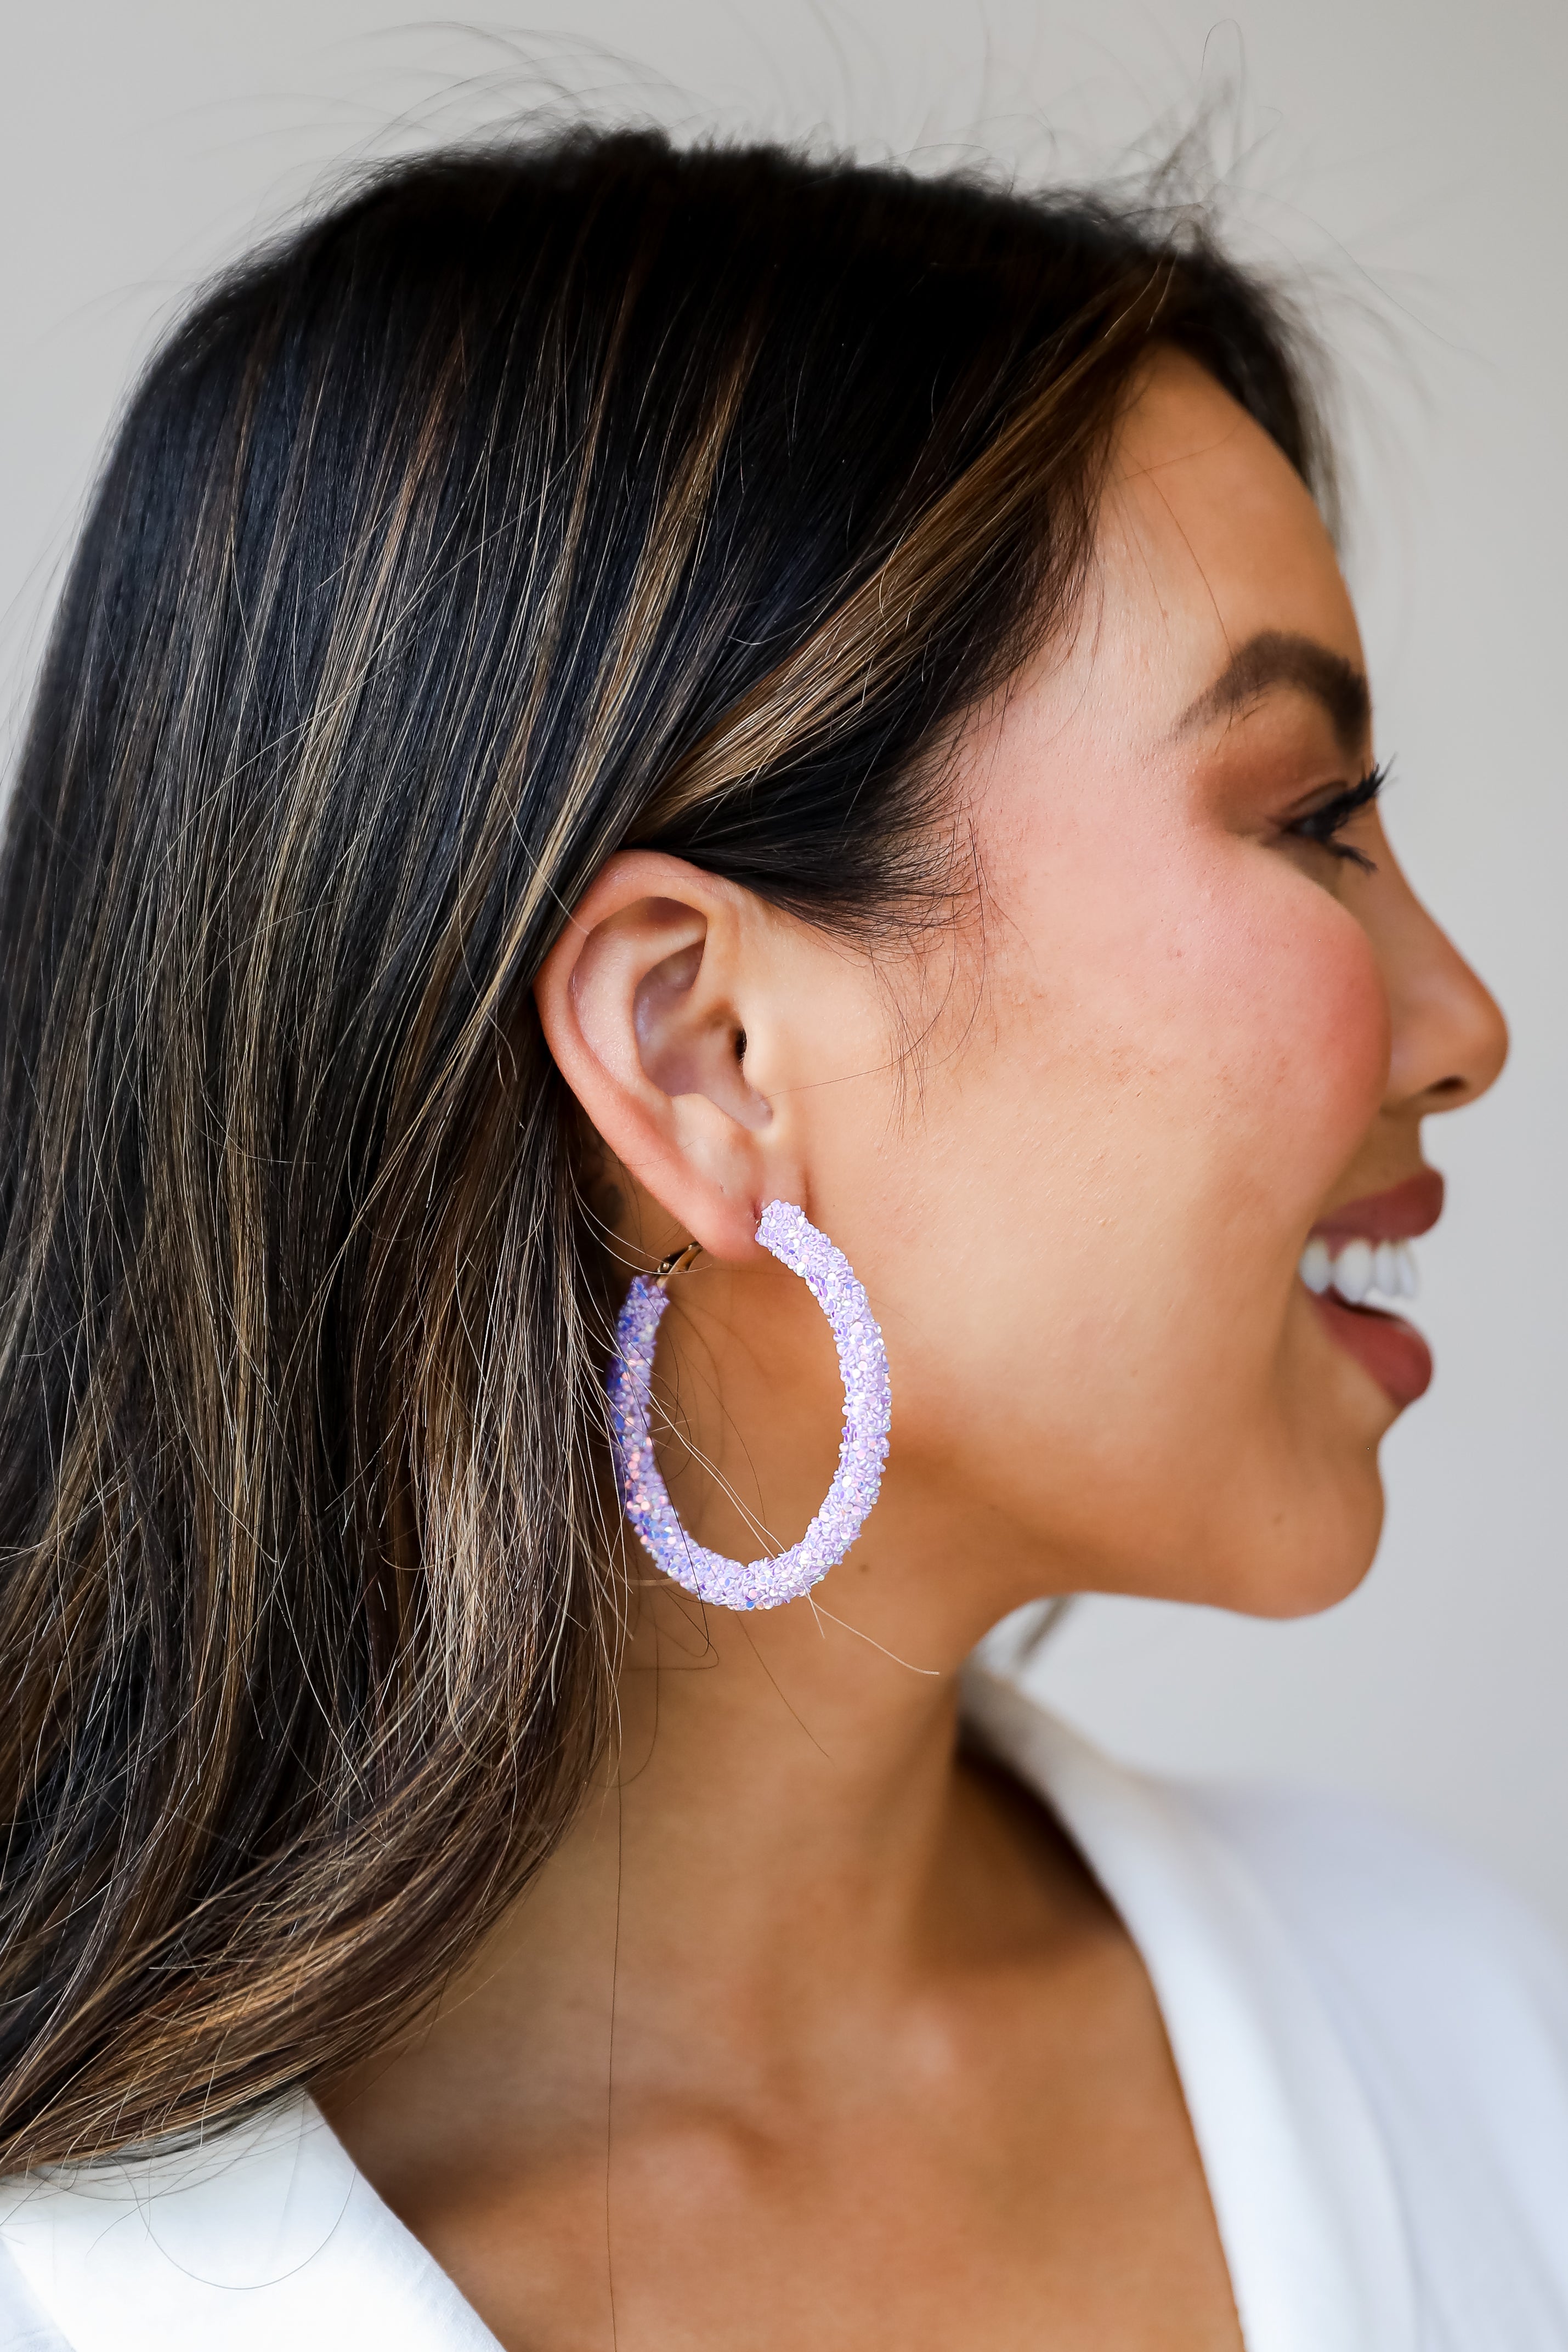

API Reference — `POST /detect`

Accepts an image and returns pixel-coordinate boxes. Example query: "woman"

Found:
[0,129,1560,2350]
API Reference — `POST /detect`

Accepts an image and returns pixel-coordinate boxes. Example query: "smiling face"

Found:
[541,349,1508,1632]
[839,348,1508,1616]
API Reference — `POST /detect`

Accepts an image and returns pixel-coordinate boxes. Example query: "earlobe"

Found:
[534,852,794,1261]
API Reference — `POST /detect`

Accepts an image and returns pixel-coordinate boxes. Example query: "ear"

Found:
[534,852,805,1261]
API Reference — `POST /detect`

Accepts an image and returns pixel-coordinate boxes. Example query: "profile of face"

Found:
[539,348,1508,1645]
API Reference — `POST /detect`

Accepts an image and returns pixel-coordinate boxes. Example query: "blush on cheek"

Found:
[1166,865,1382,1166]
[1180,881,1391,1233]
[1271,911,1390,1166]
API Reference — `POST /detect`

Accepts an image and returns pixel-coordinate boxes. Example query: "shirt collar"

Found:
[961,1651,1419,2352]
[0,2096,499,2352]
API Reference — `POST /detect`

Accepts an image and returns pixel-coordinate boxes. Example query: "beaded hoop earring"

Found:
[606,1200,891,1611]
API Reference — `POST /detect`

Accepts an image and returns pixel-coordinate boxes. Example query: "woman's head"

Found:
[550,346,1504,1664]
[0,128,1498,2166]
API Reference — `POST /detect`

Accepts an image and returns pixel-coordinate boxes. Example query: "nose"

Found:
[1365,820,1509,1119]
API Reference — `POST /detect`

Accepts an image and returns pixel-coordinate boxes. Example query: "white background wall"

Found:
[3,2,1565,1927]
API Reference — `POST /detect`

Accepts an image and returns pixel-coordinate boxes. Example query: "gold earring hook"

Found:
[653,1240,703,1286]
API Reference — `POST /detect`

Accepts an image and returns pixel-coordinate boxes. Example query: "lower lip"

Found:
[1309,1291,1433,1408]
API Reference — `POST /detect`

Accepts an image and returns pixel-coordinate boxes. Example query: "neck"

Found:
[491,1580,992,2076]
[319,1552,1085,2189]
[597,1587,972,1999]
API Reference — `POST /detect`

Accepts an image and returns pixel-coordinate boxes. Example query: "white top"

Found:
[2,1655,1566,2351]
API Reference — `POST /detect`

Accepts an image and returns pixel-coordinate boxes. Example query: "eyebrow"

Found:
[1175,630,1371,757]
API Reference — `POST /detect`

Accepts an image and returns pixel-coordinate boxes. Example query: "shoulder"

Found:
[1185,1774,1568,2078]
[0,2240,71,2352]
[0,2096,497,2351]
[966,1660,1568,2339]
[1185,1777,1568,2329]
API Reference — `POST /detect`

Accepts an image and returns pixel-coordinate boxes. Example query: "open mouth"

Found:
[1296,1170,1444,1409]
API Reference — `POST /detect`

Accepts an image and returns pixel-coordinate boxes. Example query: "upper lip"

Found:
[1310,1168,1445,1246]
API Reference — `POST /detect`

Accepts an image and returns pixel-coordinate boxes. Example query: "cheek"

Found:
[975,834,1390,1246]
[865,846,1391,1494]
[1164,868,1390,1223]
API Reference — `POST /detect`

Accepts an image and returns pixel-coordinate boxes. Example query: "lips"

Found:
[1310,1168,1445,1246]
[1299,1169,1444,1409]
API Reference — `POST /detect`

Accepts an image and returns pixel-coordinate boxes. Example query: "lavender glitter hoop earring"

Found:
[605,1200,891,1612]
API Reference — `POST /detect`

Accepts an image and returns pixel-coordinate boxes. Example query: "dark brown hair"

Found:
[0,128,1327,2166]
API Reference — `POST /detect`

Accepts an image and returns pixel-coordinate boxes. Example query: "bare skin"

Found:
[320,351,1507,2350]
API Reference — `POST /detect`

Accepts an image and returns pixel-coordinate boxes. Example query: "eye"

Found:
[1283,761,1388,873]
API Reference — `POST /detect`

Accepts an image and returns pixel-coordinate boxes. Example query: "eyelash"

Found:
[1284,761,1387,872]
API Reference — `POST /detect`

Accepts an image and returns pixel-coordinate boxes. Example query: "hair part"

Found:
[0,126,1331,2167]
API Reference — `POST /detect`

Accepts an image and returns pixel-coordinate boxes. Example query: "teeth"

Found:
[1299,1237,1332,1294]
[1333,1237,1374,1303]
[1298,1232,1421,1306]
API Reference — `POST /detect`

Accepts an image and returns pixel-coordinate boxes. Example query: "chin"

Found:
[1075,1455,1386,1623]
[1226,1460,1388,1622]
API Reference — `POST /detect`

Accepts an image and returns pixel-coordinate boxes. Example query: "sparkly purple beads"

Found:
[605,1200,892,1610]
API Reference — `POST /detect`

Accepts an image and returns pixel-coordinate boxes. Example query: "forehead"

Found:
[1089,348,1364,723]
